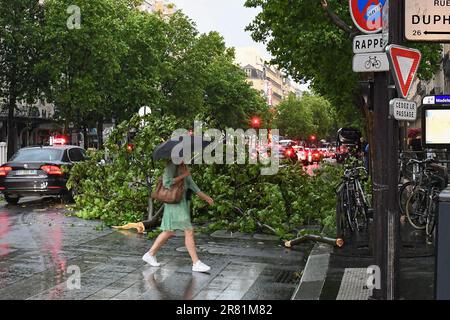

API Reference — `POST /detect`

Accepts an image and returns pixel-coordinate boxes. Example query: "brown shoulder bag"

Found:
[151,177,184,204]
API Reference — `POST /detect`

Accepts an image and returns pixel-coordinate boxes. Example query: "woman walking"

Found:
[142,161,214,273]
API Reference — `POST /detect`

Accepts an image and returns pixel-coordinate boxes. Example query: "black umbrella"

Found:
[152,135,211,161]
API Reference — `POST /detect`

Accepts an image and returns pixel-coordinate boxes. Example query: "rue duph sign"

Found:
[405,0,450,42]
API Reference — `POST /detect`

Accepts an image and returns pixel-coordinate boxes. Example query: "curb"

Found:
[291,242,332,300]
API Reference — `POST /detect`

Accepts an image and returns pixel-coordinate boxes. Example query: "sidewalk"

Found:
[0,198,310,300]
[293,224,435,300]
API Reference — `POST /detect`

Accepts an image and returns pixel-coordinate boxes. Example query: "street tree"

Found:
[40,0,134,147]
[0,0,45,158]
[276,93,335,140]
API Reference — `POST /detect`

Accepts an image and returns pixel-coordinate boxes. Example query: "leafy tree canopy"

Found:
[276,93,335,140]
[40,1,267,132]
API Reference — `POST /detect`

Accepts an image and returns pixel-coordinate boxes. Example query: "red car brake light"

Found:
[0,166,12,177]
[285,149,293,157]
[41,165,63,175]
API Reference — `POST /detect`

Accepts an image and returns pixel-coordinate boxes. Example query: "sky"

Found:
[170,0,271,59]
[169,0,309,91]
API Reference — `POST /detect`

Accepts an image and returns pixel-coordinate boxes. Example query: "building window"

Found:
[245,68,252,78]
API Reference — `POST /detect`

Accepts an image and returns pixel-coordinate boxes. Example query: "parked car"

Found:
[0,146,87,205]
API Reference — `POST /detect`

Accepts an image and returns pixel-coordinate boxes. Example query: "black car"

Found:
[0,146,86,205]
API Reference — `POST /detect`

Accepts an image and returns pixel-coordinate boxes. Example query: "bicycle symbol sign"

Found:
[353,52,389,73]
[365,56,382,69]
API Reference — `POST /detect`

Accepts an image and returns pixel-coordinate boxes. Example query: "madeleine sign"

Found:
[405,0,450,42]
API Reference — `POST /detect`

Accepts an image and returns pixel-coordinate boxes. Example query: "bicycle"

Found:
[336,166,370,237]
[405,159,448,237]
[398,156,429,216]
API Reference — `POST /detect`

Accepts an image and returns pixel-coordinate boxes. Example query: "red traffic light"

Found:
[251,117,261,128]
[310,135,316,141]
[126,144,134,153]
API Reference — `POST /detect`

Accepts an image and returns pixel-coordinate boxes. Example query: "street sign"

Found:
[352,53,389,72]
[349,0,387,34]
[405,0,450,42]
[353,34,386,54]
[386,45,422,98]
[423,95,450,105]
[389,98,417,121]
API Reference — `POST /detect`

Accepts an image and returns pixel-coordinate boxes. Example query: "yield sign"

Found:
[386,45,422,99]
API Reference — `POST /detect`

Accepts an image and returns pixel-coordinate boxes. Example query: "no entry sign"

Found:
[405,0,450,42]
[349,0,387,34]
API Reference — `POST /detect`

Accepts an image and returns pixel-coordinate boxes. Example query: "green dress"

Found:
[160,162,201,231]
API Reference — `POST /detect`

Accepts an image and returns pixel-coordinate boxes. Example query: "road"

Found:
[0,197,308,300]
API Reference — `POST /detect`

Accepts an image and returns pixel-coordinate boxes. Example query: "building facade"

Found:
[137,0,177,17]
[234,47,303,108]
[0,99,63,153]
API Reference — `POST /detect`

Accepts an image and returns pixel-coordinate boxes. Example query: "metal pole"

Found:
[371,71,389,300]
[371,0,403,300]
[386,0,403,300]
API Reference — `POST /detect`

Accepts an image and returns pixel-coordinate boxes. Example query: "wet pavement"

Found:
[0,197,308,300]
[319,223,435,300]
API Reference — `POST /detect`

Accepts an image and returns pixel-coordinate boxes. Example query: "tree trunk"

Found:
[7,92,17,160]
[97,120,104,149]
[83,126,89,149]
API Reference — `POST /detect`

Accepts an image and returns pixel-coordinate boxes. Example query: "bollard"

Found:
[436,187,450,300]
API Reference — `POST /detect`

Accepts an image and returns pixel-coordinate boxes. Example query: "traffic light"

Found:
[126,143,134,153]
[126,129,137,153]
[310,135,316,141]
[251,117,261,129]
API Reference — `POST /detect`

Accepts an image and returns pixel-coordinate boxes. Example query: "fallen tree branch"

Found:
[284,234,344,248]
[112,205,164,234]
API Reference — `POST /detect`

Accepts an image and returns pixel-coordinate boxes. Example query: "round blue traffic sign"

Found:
[349,0,386,34]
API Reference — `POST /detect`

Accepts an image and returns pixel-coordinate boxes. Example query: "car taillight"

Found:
[0,166,12,176]
[41,165,63,175]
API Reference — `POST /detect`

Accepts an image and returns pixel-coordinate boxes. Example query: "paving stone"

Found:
[210,230,253,240]
[0,199,307,300]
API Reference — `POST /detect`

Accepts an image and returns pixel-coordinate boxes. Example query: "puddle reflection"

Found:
[142,268,207,300]
[0,212,10,257]
[42,213,67,299]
